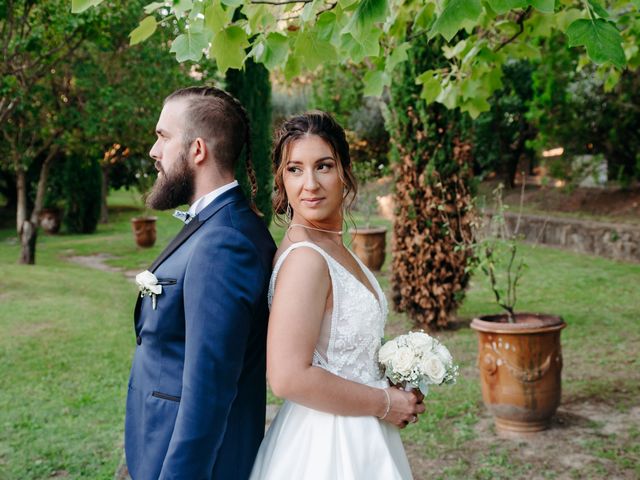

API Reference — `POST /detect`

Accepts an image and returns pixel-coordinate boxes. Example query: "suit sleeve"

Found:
[158,227,266,479]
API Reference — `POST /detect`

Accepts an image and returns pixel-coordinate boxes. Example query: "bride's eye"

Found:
[287,165,301,173]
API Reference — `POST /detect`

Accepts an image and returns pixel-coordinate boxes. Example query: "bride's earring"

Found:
[286,202,293,223]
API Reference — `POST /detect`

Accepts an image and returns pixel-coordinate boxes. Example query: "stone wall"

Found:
[493,212,640,263]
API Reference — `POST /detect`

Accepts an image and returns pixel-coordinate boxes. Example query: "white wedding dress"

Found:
[249,241,413,480]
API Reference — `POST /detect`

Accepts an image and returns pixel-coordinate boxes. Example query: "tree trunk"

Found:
[16,167,27,235]
[19,220,37,264]
[29,147,58,225]
[100,165,110,224]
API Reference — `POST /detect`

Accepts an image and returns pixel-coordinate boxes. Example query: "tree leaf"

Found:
[295,30,337,70]
[173,0,193,18]
[246,4,274,33]
[316,11,339,44]
[413,3,436,30]
[436,82,459,109]
[259,32,289,70]
[346,0,388,37]
[461,96,491,118]
[221,0,242,7]
[71,0,103,13]
[416,70,442,104]
[443,39,467,59]
[363,69,390,97]
[341,28,381,62]
[170,31,210,63]
[211,26,249,72]
[284,54,301,81]
[587,0,609,18]
[129,16,158,46]
[567,18,626,68]
[143,2,165,14]
[385,42,411,73]
[429,0,482,42]
[529,0,554,14]
[487,0,528,15]
[205,1,227,34]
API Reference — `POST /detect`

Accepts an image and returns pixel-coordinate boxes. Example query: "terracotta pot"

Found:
[349,227,387,271]
[131,216,157,248]
[38,208,62,234]
[470,313,566,437]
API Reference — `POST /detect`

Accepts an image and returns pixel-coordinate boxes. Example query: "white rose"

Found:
[378,340,398,365]
[408,332,434,351]
[421,355,446,384]
[392,347,417,376]
[434,343,453,366]
[136,270,162,294]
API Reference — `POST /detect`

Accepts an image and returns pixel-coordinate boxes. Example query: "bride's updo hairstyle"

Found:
[272,111,357,222]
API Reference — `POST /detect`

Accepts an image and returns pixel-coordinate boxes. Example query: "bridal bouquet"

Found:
[378,331,458,395]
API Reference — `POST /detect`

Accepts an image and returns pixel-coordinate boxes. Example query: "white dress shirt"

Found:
[188,180,239,218]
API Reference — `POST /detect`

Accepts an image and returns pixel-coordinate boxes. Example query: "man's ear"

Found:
[192,137,208,165]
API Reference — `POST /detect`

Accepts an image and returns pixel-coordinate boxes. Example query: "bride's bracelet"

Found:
[378,389,391,420]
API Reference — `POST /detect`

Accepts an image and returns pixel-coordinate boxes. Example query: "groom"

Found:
[125,87,276,479]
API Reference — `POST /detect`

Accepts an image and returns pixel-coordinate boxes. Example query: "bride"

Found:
[249,112,424,479]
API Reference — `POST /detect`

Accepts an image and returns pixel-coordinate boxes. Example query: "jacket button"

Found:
[136,335,142,345]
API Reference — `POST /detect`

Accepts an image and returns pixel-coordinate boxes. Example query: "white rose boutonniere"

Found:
[136,270,162,310]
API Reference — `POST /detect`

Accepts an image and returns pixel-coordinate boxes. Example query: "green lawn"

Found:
[1,190,639,479]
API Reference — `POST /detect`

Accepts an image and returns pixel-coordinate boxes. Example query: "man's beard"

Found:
[145,150,195,210]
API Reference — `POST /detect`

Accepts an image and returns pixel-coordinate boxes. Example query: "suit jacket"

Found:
[125,186,276,480]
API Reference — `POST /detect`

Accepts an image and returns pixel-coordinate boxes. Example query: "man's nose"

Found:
[149,140,160,160]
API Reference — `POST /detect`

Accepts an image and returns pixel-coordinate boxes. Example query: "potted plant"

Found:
[350,158,388,271]
[470,183,566,437]
[38,203,62,235]
[131,170,157,248]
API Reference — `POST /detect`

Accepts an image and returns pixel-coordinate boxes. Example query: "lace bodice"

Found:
[269,241,388,385]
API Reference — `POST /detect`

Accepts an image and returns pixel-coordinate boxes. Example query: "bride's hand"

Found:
[379,387,426,429]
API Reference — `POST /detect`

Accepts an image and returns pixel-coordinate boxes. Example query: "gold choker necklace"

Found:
[288,223,343,235]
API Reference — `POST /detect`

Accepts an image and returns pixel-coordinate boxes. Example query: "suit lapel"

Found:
[148,186,245,273]
[149,217,203,273]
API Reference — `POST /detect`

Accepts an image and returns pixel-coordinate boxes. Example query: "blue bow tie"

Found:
[173,210,193,224]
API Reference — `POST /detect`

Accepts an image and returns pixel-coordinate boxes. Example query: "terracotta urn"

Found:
[38,208,62,234]
[470,313,566,437]
[349,227,387,271]
[131,216,157,248]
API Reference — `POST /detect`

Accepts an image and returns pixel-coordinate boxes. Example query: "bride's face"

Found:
[283,134,344,226]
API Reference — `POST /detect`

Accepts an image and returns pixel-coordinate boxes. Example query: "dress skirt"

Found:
[249,400,413,480]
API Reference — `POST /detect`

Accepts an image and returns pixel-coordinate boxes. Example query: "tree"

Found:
[529,35,640,184]
[1,1,200,263]
[472,60,536,188]
[1,0,101,263]
[226,59,274,225]
[67,7,203,223]
[78,0,638,117]
[1,1,98,127]
[386,34,476,327]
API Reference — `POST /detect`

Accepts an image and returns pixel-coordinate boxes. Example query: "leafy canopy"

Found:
[78,0,640,118]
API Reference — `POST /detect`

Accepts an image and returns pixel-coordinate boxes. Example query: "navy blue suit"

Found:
[125,186,276,480]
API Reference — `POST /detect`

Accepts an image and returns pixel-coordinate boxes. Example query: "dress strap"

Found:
[268,241,340,374]
[268,241,337,309]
